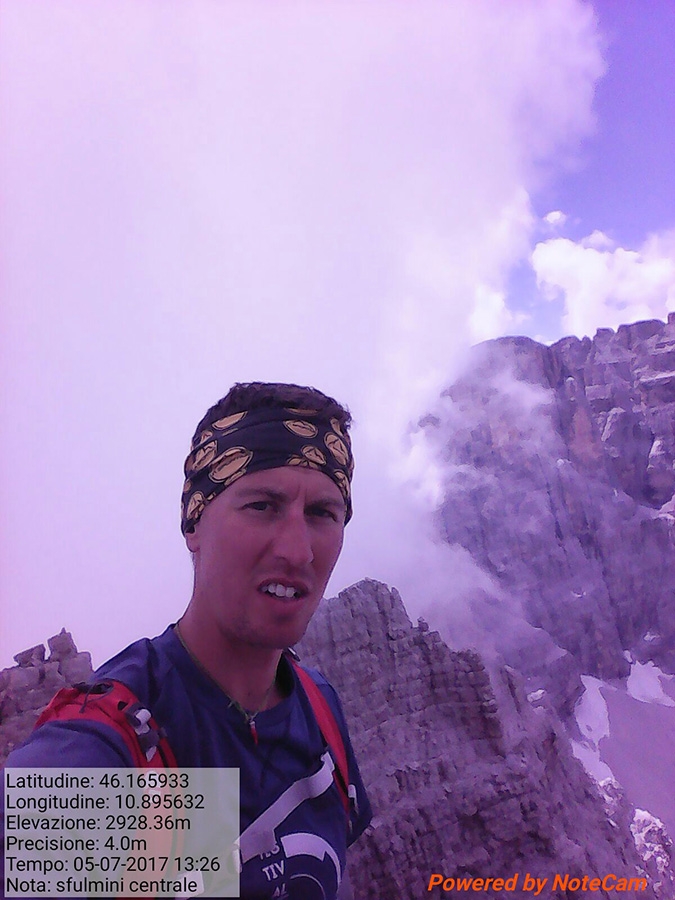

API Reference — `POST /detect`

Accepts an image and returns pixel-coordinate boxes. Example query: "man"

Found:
[2,382,372,899]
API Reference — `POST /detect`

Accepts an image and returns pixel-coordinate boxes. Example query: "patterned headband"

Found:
[181,407,354,534]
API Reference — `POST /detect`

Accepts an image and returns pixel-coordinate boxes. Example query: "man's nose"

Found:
[272,508,314,567]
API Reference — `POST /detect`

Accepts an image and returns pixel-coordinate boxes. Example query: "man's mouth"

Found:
[260,582,304,599]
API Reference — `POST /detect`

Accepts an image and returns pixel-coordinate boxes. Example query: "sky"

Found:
[1,0,674,669]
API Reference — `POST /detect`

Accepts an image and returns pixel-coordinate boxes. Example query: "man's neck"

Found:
[174,616,284,712]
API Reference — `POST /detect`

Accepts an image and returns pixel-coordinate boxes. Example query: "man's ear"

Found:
[185,526,200,553]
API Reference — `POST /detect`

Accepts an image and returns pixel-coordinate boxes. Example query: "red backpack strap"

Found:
[34,680,178,768]
[291,662,350,818]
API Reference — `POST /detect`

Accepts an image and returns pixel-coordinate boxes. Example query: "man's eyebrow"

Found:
[307,496,346,511]
[235,488,287,502]
[235,486,345,509]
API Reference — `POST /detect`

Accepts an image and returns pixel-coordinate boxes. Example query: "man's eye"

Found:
[308,506,337,521]
[246,501,272,512]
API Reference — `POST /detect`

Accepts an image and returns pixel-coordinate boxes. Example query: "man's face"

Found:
[185,466,346,651]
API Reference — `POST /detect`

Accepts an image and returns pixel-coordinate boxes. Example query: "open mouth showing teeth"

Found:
[261,583,301,599]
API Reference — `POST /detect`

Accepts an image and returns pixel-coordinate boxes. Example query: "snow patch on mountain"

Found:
[627,660,675,707]
[571,675,614,781]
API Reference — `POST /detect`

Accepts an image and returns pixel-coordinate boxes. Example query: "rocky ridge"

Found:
[0,629,93,762]
[298,580,670,899]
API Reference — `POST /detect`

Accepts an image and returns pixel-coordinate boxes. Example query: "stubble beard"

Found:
[236,594,321,652]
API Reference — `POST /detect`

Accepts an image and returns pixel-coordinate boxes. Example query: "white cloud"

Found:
[469,286,513,343]
[583,230,616,250]
[532,229,675,337]
[544,210,568,228]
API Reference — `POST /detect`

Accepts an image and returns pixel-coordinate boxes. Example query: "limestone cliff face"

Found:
[297,581,665,899]
[426,317,675,689]
[405,316,675,894]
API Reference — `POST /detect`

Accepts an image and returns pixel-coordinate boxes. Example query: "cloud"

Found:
[544,210,568,228]
[532,229,675,337]
[330,349,563,653]
[1,0,605,665]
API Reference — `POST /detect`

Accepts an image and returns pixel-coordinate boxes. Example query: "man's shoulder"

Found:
[291,662,344,713]
[288,654,342,713]
[94,626,177,704]
[293,661,331,691]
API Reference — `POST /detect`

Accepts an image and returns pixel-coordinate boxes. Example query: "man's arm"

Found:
[1,721,130,900]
